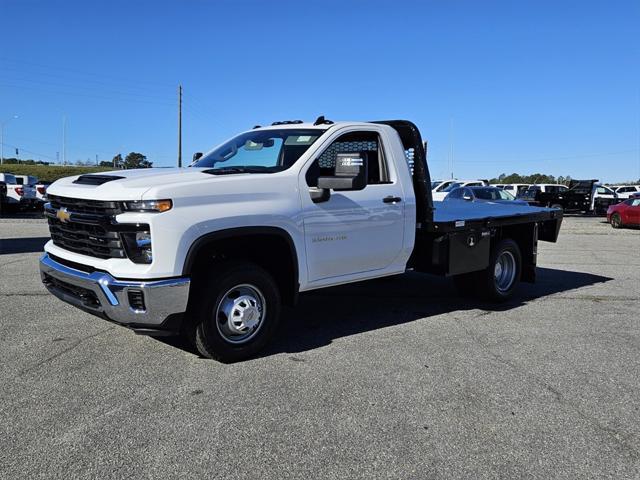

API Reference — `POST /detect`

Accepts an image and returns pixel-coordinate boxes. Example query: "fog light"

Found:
[122,230,153,264]
[136,231,153,263]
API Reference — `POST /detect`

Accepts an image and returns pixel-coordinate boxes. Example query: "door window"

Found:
[306,131,390,187]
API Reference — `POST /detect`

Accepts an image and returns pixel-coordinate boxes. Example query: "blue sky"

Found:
[1,0,639,182]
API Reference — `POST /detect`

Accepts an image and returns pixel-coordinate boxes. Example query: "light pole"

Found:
[0,115,19,165]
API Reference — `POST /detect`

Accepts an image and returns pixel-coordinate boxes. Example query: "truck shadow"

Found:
[260,267,612,358]
[156,267,612,359]
[0,237,49,255]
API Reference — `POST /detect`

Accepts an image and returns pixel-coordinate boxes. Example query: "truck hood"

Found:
[46,168,216,201]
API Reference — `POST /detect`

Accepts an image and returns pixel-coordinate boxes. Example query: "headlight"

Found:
[124,199,172,212]
[122,230,153,264]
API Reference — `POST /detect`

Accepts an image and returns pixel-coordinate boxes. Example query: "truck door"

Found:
[300,129,406,282]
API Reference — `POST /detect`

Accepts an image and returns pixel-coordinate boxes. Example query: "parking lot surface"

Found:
[1,216,638,479]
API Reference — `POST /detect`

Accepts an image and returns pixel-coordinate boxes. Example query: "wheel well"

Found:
[495,223,537,283]
[184,229,299,306]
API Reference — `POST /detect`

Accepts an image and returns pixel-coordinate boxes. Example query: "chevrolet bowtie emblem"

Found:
[56,207,71,223]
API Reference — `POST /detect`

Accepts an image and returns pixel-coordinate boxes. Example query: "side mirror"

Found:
[192,152,203,162]
[317,152,367,191]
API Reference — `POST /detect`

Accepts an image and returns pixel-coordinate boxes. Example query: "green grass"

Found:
[0,165,113,182]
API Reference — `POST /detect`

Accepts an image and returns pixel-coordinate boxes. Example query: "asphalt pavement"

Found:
[0,216,638,479]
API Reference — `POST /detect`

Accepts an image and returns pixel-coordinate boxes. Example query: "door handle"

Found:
[383,196,402,203]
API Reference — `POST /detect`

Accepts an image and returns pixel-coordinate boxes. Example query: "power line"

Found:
[0,56,176,89]
[0,141,57,161]
[0,82,174,106]
[0,73,173,101]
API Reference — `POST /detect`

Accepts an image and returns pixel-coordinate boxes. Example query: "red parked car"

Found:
[607,198,640,228]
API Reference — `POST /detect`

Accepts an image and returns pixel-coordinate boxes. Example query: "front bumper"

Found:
[39,253,190,332]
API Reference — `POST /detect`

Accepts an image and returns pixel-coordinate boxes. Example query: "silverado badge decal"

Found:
[56,207,71,223]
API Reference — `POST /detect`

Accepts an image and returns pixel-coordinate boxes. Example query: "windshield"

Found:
[192,129,323,172]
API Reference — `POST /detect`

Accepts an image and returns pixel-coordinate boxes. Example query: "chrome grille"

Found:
[46,195,126,259]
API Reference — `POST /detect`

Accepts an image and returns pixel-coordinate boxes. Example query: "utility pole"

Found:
[95,154,98,166]
[449,117,454,179]
[62,116,67,165]
[178,84,182,167]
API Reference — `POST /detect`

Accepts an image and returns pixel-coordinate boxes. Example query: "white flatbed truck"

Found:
[40,119,562,362]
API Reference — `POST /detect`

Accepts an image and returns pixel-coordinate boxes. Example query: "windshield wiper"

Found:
[202,166,274,175]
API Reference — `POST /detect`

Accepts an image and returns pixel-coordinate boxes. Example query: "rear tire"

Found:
[611,213,622,229]
[186,260,281,363]
[476,239,522,302]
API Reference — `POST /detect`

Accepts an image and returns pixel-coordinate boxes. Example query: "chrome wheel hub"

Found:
[216,284,266,344]
[494,251,516,293]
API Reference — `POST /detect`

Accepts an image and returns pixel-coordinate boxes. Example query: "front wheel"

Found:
[610,213,622,229]
[476,239,522,302]
[186,260,281,363]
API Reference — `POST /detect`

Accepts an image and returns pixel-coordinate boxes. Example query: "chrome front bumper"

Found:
[39,253,190,327]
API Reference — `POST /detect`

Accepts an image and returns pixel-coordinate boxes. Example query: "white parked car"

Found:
[432,179,488,201]
[431,179,457,194]
[491,183,530,197]
[14,174,51,204]
[0,173,37,210]
[613,185,640,199]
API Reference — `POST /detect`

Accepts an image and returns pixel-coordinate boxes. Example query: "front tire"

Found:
[476,239,522,302]
[610,213,622,229]
[187,261,281,362]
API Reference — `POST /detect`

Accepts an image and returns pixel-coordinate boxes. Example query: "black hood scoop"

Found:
[72,174,124,186]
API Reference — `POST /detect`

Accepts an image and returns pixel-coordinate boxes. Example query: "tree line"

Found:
[98,152,152,169]
[2,152,153,169]
[489,173,572,185]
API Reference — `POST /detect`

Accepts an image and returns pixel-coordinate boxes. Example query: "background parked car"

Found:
[432,179,489,201]
[491,183,531,197]
[613,185,640,199]
[445,186,529,205]
[34,181,51,204]
[520,180,617,215]
[0,173,37,211]
[0,180,6,215]
[607,198,640,228]
[431,179,457,195]
[13,174,44,208]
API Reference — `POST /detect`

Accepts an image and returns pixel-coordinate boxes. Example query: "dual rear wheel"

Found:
[453,238,522,302]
